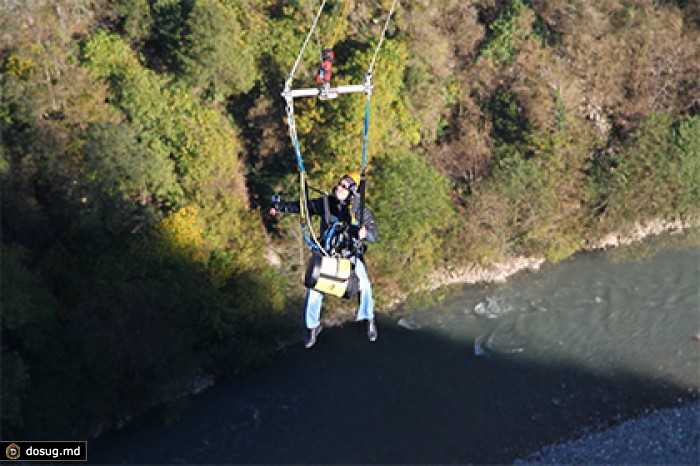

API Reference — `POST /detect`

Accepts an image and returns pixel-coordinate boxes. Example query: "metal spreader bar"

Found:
[282,82,373,101]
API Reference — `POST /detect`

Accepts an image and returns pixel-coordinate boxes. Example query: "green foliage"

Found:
[1,18,288,438]
[82,31,185,203]
[372,150,454,287]
[402,1,480,144]
[82,29,285,337]
[462,123,590,263]
[598,113,700,231]
[149,0,190,65]
[81,122,173,198]
[174,0,258,100]
[488,88,530,146]
[112,0,154,44]
[479,0,530,65]
[82,32,257,246]
[675,117,700,212]
[77,122,177,241]
[1,245,59,435]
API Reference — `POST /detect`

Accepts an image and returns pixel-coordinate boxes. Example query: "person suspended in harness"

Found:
[269,172,379,348]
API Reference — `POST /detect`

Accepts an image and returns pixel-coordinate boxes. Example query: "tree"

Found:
[372,150,454,289]
[175,0,258,101]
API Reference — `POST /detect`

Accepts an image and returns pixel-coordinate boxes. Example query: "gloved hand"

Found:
[349,224,368,240]
[269,195,283,216]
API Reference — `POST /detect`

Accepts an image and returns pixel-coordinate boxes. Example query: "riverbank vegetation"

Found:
[2,0,698,439]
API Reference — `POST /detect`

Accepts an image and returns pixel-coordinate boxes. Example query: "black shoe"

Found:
[367,319,378,342]
[304,325,322,348]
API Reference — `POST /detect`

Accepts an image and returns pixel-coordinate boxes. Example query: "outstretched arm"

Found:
[269,198,324,216]
[269,200,298,216]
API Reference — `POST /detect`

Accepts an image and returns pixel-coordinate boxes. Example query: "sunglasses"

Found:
[337,182,352,190]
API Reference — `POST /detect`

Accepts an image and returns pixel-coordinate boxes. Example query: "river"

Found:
[92,234,699,464]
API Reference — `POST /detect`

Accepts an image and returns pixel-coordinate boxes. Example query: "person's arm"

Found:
[269,199,299,216]
[352,206,378,243]
[269,198,324,216]
[361,207,378,243]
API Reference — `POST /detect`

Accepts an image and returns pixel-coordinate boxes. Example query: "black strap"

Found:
[322,194,331,227]
[354,168,367,261]
[358,168,366,227]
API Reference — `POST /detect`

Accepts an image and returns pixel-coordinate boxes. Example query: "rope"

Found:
[287,100,327,255]
[299,173,328,255]
[330,0,351,49]
[285,98,305,173]
[308,0,324,62]
[286,0,328,89]
[368,0,399,75]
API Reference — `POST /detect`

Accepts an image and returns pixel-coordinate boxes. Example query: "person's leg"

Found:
[354,259,377,341]
[354,259,374,322]
[303,288,324,348]
[304,288,324,328]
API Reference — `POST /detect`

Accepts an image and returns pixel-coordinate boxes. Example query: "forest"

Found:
[1,0,698,439]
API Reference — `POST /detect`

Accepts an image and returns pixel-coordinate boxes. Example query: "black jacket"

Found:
[278,194,378,253]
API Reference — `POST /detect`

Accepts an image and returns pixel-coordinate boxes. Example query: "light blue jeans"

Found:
[304,257,374,329]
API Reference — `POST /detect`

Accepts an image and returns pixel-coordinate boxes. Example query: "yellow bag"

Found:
[304,252,359,299]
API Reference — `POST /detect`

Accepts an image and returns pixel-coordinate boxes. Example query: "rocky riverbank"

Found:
[516,401,699,465]
[424,218,696,293]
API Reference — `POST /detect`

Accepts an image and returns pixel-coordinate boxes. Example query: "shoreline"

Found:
[425,218,695,293]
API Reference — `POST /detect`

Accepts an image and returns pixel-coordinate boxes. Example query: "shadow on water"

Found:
[91,315,697,464]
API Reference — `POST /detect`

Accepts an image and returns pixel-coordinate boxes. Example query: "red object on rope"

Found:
[315,49,334,84]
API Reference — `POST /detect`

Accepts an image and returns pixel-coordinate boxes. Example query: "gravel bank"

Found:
[516,401,700,465]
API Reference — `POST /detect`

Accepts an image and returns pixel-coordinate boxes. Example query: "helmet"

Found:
[341,171,361,188]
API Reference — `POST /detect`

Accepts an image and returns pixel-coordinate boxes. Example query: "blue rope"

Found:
[324,220,340,252]
[286,107,306,173]
[293,136,306,174]
[303,224,321,251]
